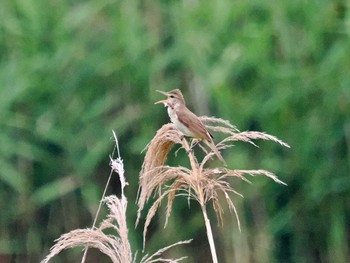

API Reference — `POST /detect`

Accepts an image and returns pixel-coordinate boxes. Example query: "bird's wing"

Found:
[177,106,212,141]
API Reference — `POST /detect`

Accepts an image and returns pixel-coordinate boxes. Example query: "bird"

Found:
[155,89,227,166]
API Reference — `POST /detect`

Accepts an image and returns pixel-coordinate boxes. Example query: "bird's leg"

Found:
[178,134,191,154]
[187,138,201,154]
[191,139,201,149]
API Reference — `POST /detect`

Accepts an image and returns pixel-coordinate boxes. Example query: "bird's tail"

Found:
[204,139,227,166]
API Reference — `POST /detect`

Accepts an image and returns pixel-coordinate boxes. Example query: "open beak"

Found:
[155,90,169,106]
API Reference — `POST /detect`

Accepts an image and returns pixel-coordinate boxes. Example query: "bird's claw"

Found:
[186,148,194,154]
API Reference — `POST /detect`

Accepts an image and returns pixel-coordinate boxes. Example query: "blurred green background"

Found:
[1,0,349,262]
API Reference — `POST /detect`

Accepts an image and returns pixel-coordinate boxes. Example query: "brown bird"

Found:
[155,89,227,166]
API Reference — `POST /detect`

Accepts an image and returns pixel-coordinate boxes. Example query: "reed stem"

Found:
[202,204,218,263]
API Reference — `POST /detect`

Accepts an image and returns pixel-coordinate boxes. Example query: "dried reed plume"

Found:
[137,117,289,263]
[41,131,191,263]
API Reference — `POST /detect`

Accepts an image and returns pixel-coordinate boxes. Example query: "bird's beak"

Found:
[154,99,168,106]
[156,90,169,96]
[155,90,169,106]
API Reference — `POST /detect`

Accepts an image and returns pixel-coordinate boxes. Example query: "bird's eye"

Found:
[169,95,174,98]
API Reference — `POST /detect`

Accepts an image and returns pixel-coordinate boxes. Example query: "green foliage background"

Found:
[1,0,349,262]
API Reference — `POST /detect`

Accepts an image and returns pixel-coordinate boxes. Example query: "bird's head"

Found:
[154,89,186,109]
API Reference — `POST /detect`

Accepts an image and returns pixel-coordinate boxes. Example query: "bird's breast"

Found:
[167,108,194,137]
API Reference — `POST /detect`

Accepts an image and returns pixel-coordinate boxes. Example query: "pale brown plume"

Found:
[203,138,227,166]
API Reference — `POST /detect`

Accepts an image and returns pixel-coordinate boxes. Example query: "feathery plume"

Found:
[137,116,289,263]
[42,131,191,263]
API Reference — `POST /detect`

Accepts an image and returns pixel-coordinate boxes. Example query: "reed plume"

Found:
[41,132,191,263]
[137,116,289,263]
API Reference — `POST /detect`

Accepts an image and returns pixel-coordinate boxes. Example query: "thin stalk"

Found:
[183,137,218,263]
[81,133,118,263]
[181,138,199,174]
[202,204,218,263]
[80,169,114,263]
